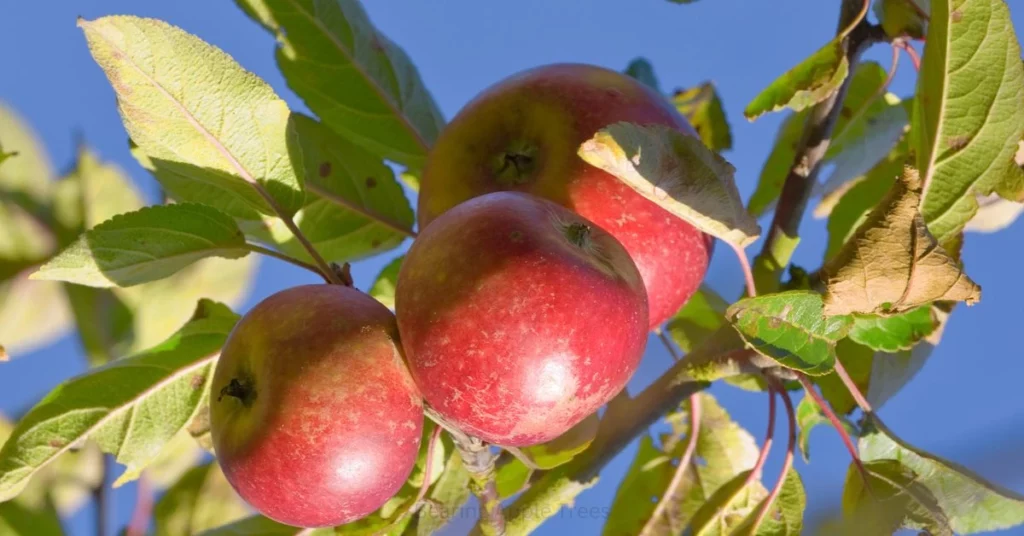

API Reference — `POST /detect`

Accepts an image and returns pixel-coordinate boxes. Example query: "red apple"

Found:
[396,192,648,446]
[210,285,423,528]
[418,63,713,328]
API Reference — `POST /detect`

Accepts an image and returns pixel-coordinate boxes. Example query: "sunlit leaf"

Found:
[733,470,805,535]
[842,459,952,535]
[80,16,305,218]
[34,204,249,288]
[579,122,760,247]
[689,470,767,535]
[914,0,1024,243]
[673,83,732,152]
[964,193,1024,233]
[666,285,728,353]
[744,39,848,120]
[236,0,444,168]
[822,168,981,315]
[416,452,472,535]
[521,413,599,470]
[0,101,54,206]
[369,255,402,310]
[0,300,238,499]
[198,515,331,535]
[860,415,1024,533]
[726,290,853,375]
[153,461,249,535]
[0,275,72,360]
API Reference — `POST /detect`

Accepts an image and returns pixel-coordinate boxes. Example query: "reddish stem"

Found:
[125,475,153,536]
[749,383,796,532]
[895,39,921,71]
[656,328,681,361]
[832,360,873,414]
[640,394,702,536]
[415,425,444,507]
[730,242,758,298]
[745,386,777,486]
[796,374,869,485]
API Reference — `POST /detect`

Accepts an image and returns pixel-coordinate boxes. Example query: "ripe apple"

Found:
[418,63,713,328]
[396,191,648,446]
[210,285,423,528]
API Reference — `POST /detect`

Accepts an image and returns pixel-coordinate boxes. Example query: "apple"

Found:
[418,63,713,328]
[395,191,648,446]
[210,285,423,528]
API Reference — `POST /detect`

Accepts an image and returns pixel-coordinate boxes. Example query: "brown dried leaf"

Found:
[822,167,981,316]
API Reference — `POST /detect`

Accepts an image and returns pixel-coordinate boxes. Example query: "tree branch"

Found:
[757,1,888,277]
[456,437,506,536]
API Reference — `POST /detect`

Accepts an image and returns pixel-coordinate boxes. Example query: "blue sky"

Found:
[2,1,1023,534]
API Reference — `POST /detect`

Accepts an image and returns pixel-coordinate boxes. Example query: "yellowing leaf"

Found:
[822,167,980,316]
[79,16,305,218]
[579,122,760,248]
[673,82,732,152]
[744,40,849,120]
[915,0,1024,243]
[0,101,54,205]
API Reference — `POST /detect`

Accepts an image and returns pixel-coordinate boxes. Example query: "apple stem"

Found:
[833,359,874,414]
[639,393,701,536]
[729,241,758,297]
[745,385,777,487]
[748,380,796,533]
[796,373,870,486]
[455,436,507,536]
[501,446,541,471]
[218,377,257,408]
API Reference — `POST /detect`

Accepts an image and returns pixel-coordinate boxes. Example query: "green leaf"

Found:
[964,193,1024,233]
[733,470,805,535]
[821,95,908,197]
[0,415,103,516]
[666,285,728,353]
[64,284,135,366]
[80,16,305,218]
[822,168,981,316]
[0,200,54,282]
[0,275,72,360]
[236,0,444,168]
[689,470,767,536]
[795,395,856,462]
[579,122,760,247]
[495,458,532,500]
[0,101,54,206]
[915,0,1024,243]
[847,306,938,352]
[673,82,733,152]
[416,452,472,535]
[624,57,661,92]
[816,338,874,415]
[34,203,249,288]
[63,147,145,233]
[520,413,599,470]
[153,462,249,536]
[199,515,332,535]
[874,0,930,39]
[842,459,953,536]
[744,39,849,120]
[726,290,853,375]
[369,255,403,310]
[605,394,760,536]
[0,299,239,499]
[286,114,413,263]
[860,415,1024,533]
[748,62,894,217]
[0,499,63,536]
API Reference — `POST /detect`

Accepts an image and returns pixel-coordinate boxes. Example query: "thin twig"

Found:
[455,437,506,536]
[640,394,702,536]
[656,328,681,361]
[244,243,329,281]
[730,242,758,297]
[796,374,869,484]
[832,360,874,414]
[125,474,153,536]
[749,382,797,533]
[745,386,777,486]
[757,0,888,277]
[306,182,418,238]
[838,0,871,40]
[894,39,922,71]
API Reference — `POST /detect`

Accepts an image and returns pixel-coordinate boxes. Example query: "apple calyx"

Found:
[493,144,538,185]
[218,375,257,408]
[565,222,592,249]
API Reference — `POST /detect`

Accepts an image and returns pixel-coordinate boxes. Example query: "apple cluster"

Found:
[208,64,712,528]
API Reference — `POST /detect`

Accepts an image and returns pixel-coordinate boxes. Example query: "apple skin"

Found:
[210,285,423,528]
[396,191,648,446]
[418,63,713,328]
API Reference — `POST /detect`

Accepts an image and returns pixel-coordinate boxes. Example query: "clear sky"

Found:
[2,1,1023,534]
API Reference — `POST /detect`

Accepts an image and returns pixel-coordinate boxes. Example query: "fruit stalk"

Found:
[455,436,506,536]
[756,0,888,278]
